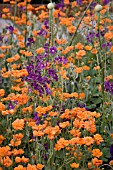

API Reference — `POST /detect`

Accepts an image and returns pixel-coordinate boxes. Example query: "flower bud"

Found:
[94,4,102,12]
[47,3,55,10]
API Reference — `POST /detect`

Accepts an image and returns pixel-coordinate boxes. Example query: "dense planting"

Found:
[0,0,113,169]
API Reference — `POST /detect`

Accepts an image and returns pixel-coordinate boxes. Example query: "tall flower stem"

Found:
[25,0,28,46]
[68,0,94,46]
[97,12,105,106]
[49,8,54,48]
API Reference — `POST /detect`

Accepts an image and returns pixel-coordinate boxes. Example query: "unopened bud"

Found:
[94,4,102,12]
[47,3,55,10]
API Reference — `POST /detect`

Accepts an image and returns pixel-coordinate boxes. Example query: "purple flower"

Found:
[110,145,113,156]
[28,37,34,43]
[6,26,14,34]
[44,143,48,151]
[55,0,64,10]
[44,20,49,29]
[44,43,49,52]
[0,13,2,18]
[38,29,47,36]
[50,46,57,55]
[86,31,96,42]
[19,6,26,11]
[104,81,113,94]
[104,0,110,5]
[107,42,112,48]
[27,38,34,46]
[77,103,88,110]
[33,112,40,125]
[102,42,112,49]
[54,56,68,64]
[77,0,82,5]
[102,43,106,49]
[0,36,3,41]
[48,68,58,81]
[33,112,37,117]
[8,102,14,110]
[42,154,48,161]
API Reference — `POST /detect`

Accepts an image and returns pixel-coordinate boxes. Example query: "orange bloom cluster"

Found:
[6,54,20,63]
[0,89,5,97]
[35,105,52,117]
[0,135,5,144]
[0,0,112,169]
[12,119,25,130]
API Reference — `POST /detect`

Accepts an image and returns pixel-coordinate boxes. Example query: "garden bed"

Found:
[0,0,113,169]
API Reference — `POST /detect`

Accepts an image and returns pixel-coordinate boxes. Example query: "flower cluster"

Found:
[0,0,113,169]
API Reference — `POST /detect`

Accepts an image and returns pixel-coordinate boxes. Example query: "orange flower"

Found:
[92,149,102,158]
[67,26,76,33]
[70,163,79,168]
[85,45,92,50]
[27,164,37,170]
[12,119,25,130]
[74,67,83,73]
[24,51,33,57]
[83,65,90,71]
[0,146,11,157]
[21,156,29,163]
[104,32,113,40]
[110,46,113,53]
[0,135,5,144]
[0,54,5,58]
[2,8,9,12]
[3,0,10,2]
[75,43,83,50]
[64,0,70,4]
[93,66,100,70]
[92,157,103,167]
[88,162,93,169]
[49,111,58,116]
[62,46,74,55]
[76,50,86,59]
[37,164,44,170]
[109,160,113,165]
[44,126,61,140]
[79,93,85,99]
[1,156,12,167]
[2,71,11,78]
[94,134,103,145]
[0,89,5,97]
[12,149,24,156]
[36,47,44,54]
[13,133,24,140]
[15,157,21,163]
[14,165,26,170]
[10,139,21,147]
[33,130,44,137]
[54,138,69,150]
[59,121,70,128]
[0,102,5,112]
[84,137,94,146]
[70,129,81,137]
[91,48,98,54]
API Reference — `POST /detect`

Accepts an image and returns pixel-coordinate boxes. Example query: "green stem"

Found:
[68,0,94,46]
[25,0,28,46]
[97,12,105,105]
